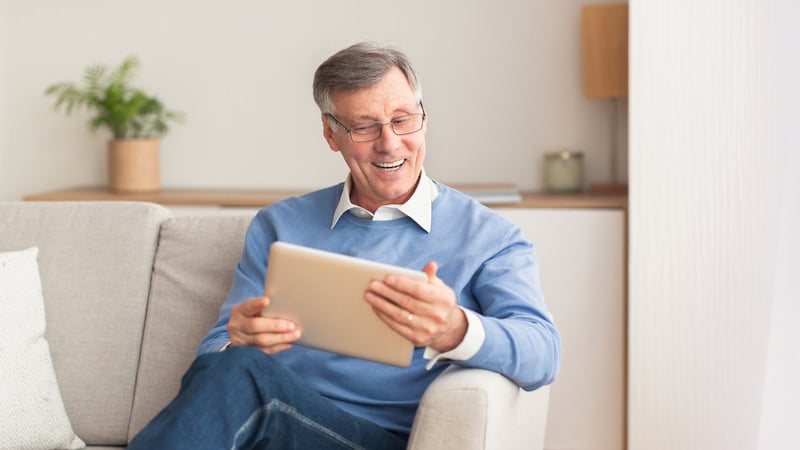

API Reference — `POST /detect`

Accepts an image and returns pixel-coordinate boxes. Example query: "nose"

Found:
[376,123,402,151]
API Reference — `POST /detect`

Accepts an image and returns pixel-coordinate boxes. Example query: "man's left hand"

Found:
[366,261,467,352]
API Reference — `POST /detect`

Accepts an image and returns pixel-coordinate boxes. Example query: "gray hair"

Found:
[312,42,423,115]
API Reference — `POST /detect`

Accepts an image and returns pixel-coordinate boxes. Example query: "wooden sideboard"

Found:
[23,186,627,210]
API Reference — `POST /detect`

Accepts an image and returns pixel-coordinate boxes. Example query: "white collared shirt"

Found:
[331,169,436,232]
[331,169,485,368]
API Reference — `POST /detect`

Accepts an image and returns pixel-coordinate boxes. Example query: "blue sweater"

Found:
[198,182,561,433]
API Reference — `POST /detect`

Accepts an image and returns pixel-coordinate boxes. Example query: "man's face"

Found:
[322,67,427,213]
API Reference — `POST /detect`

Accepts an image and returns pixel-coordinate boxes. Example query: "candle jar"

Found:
[544,151,584,193]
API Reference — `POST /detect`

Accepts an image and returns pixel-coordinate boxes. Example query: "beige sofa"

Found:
[0,201,549,450]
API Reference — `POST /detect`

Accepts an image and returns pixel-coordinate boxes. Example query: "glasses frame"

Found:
[326,102,426,143]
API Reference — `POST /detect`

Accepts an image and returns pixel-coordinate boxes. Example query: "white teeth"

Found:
[374,160,404,169]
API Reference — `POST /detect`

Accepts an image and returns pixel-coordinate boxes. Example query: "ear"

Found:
[322,115,341,152]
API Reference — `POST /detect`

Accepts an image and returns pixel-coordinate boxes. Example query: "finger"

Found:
[366,282,430,319]
[380,274,434,307]
[372,306,434,347]
[239,315,298,335]
[262,343,294,355]
[422,262,450,290]
[236,296,271,318]
[422,261,438,282]
[257,297,300,332]
[251,326,302,349]
[232,321,302,349]
[365,286,428,331]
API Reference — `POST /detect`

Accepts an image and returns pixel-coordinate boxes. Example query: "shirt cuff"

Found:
[219,341,232,352]
[423,308,485,370]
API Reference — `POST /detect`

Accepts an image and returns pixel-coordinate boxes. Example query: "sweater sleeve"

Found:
[196,213,273,356]
[456,228,562,391]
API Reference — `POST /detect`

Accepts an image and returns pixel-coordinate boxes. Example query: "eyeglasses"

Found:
[326,102,426,142]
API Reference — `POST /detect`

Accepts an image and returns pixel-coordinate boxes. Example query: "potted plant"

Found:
[45,56,184,193]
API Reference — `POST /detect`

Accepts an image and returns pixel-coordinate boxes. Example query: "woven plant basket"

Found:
[108,139,160,193]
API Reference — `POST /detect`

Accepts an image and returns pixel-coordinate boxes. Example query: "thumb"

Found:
[244,296,271,317]
[423,261,439,283]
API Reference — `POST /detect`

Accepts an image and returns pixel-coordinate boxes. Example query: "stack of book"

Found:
[450,183,522,205]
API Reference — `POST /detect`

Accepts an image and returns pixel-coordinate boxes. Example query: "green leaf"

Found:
[44,55,183,140]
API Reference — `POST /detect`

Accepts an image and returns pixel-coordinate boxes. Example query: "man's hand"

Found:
[365,262,467,352]
[227,296,302,354]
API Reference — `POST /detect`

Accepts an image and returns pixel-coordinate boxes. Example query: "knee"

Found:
[212,345,280,378]
[215,346,292,380]
[211,347,303,403]
[184,346,270,385]
[219,345,266,364]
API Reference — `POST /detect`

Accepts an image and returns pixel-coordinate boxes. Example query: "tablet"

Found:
[262,241,427,367]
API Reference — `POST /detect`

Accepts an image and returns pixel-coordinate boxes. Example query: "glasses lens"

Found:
[392,114,424,135]
[350,124,382,142]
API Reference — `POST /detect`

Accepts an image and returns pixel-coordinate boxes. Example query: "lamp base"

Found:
[588,183,628,195]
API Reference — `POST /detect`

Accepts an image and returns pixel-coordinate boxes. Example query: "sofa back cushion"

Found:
[0,201,171,446]
[129,213,252,440]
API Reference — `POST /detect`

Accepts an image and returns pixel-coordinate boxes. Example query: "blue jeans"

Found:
[128,346,409,450]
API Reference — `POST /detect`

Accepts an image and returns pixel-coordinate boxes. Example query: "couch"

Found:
[0,201,549,449]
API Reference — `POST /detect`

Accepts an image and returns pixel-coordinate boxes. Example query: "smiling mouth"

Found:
[373,160,405,171]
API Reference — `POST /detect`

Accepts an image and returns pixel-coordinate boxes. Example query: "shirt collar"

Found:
[331,168,438,233]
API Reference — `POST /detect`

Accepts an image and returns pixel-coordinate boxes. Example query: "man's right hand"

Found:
[226,296,302,354]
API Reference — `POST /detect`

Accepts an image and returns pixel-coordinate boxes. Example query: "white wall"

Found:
[629,0,800,449]
[0,0,626,201]
[0,1,8,195]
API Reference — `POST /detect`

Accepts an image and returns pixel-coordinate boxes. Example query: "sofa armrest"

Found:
[407,366,550,450]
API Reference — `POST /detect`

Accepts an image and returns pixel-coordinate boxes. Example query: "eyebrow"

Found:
[347,104,419,124]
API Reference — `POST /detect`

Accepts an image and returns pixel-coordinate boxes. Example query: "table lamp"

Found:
[582,3,629,194]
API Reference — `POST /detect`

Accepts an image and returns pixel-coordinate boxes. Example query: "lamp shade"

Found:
[582,4,629,98]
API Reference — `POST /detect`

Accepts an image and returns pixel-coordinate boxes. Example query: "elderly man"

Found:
[129,42,560,450]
